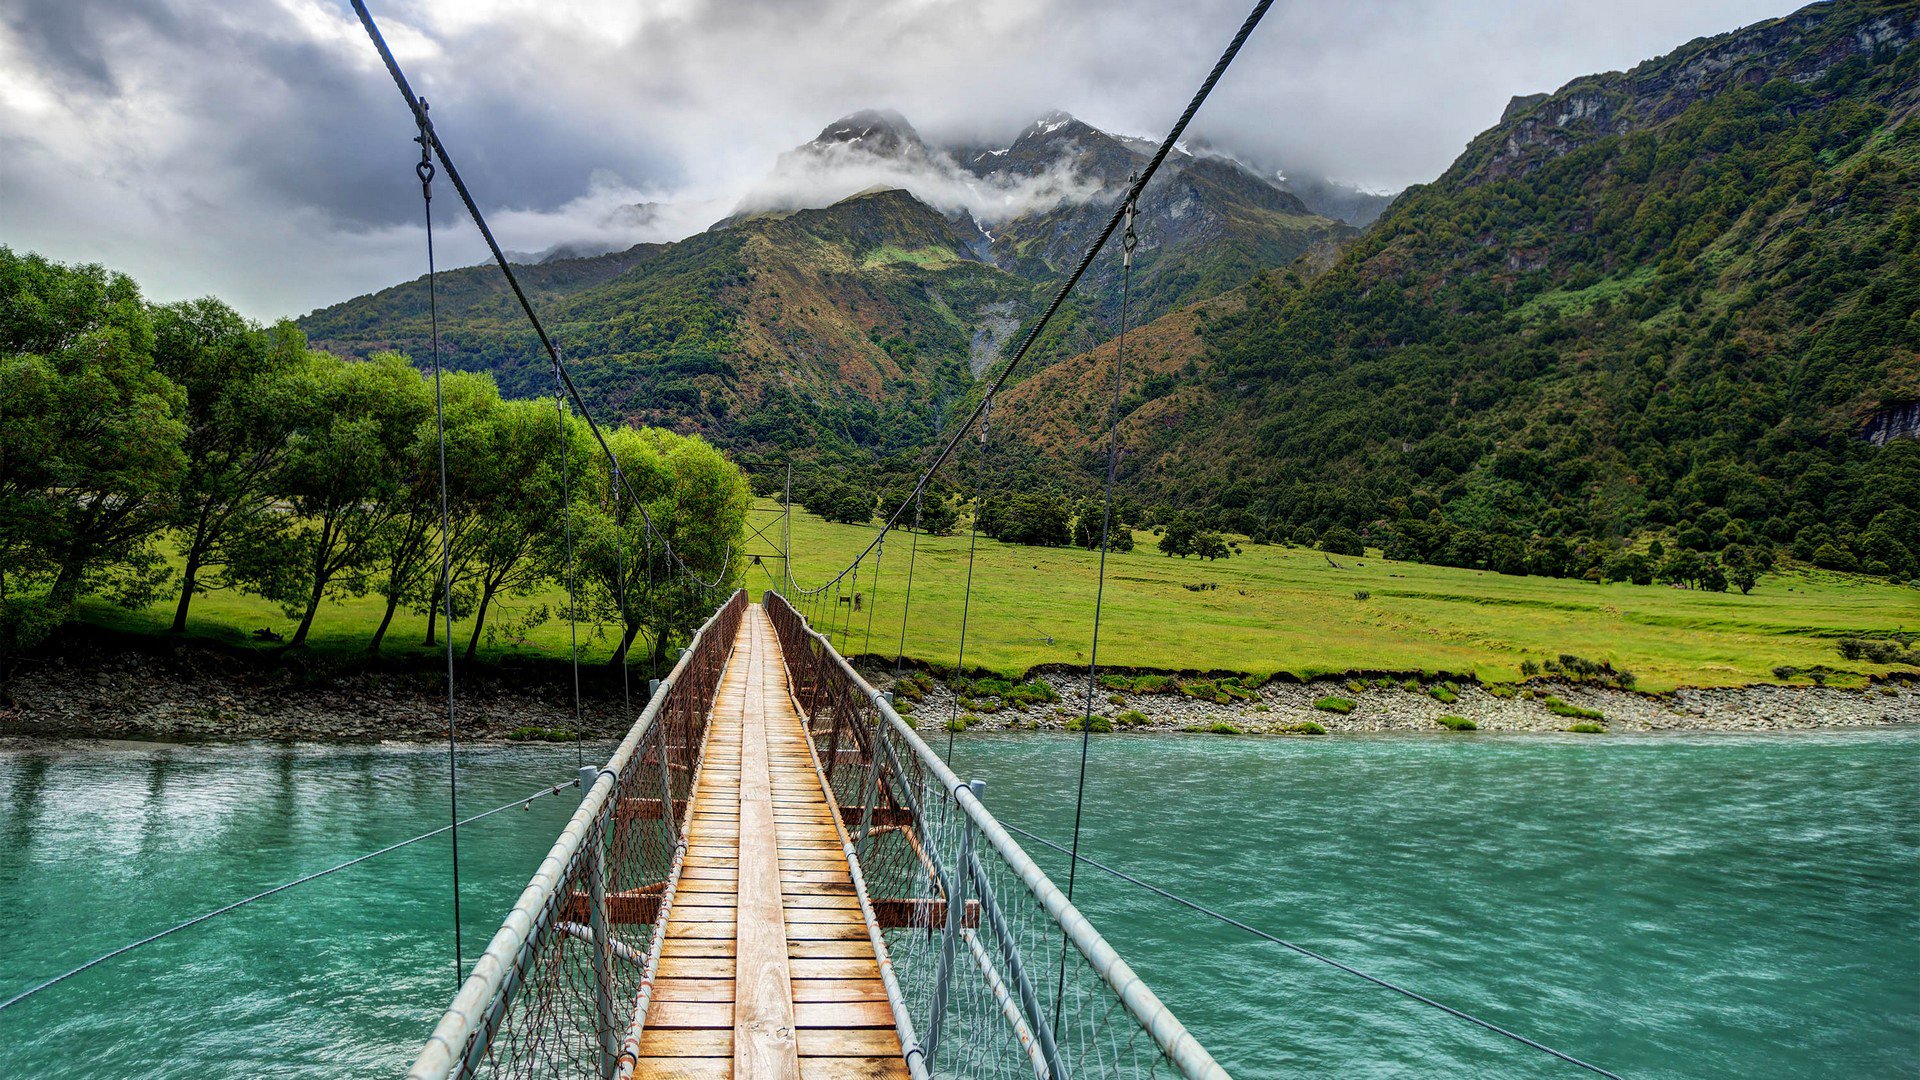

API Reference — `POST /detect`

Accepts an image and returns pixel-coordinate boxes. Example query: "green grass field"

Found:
[75,545,614,667]
[72,502,1918,691]
[759,501,1919,691]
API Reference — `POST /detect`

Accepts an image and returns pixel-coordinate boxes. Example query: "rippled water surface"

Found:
[1,731,1915,1078]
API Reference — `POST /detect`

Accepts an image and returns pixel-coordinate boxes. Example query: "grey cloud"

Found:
[0,0,1801,319]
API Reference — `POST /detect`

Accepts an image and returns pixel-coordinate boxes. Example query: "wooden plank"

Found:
[648,1000,733,1029]
[651,978,739,1002]
[637,1059,733,1079]
[799,1059,909,1080]
[638,1029,732,1056]
[796,1030,904,1057]
[792,1001,897,1029]
[733,613,802,1080]
[788,979,890,1003]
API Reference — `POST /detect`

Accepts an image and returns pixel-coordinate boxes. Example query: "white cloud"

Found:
[0,0,1804,320]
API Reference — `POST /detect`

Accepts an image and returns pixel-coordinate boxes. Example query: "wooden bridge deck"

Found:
[635,603,907,1080]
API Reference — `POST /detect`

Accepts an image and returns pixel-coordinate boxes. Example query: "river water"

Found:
[0,731,1914,1078]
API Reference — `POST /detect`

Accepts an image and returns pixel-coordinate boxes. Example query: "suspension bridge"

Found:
[0,2,1629,1076]
[409,591,1221,1079]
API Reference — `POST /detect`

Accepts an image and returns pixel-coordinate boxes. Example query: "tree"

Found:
[577,425,748,673]
[980,492,1069,547]
[1720,544,1762,594]
[1071,497,1134,553]
[917,493,957,536]
[1159,512,1198,557]
[1318,526,1364,557]
[151,299,312,633]
[447,397,580,660]
[251,353,429,648]
[366,370,500,653]
[1193,532,1230,560]
[0,249,185,623]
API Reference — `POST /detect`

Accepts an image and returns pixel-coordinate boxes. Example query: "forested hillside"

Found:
[1000,0,1920,584]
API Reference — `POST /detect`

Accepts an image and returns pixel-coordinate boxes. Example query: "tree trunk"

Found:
[169,550,202,633]
[368,592,401,653]
[607,620,642,668]
[287,573,327,648]
[424,569,443,647]
[464,582,497,661]
[650,626,670,675]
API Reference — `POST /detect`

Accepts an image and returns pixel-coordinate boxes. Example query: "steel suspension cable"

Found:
[553,359,583,768]
[350,0,726,596]
[1006,824,1626,1080]
[416,114,464,987]
[1054,195,1139,1024]
[785,0,1277,596]
[614,464,631,715]
[861,532,884,660]
[892,492,923,673]
[945,396,994,764]
[0,779,582,1016]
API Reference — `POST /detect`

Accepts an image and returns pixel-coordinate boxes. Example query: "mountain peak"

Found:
[810,109,927,155]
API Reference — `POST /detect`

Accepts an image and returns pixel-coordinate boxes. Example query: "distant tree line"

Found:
[0,249,747,688]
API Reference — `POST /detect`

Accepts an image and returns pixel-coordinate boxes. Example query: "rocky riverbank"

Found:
[0,629,633,744]
[3,629,1913,744]
[867,665,1920,736]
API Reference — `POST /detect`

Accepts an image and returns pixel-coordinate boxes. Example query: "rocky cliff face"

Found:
[1861,402,1920,446]
[1469,2,1920,183]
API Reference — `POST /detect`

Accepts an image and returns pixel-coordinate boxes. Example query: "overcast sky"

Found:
[1,0,1803,320]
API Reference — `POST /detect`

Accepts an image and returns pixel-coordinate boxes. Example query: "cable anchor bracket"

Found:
[413,100,435,201]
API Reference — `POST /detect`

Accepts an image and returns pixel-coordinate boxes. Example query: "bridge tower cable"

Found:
[861,531,884,659]
[1056,191,1140,1023]
[415,104,464,988]
[778,0,1278,608]
[944,393,993,764]
[350,0,730,602]
[553,353,584,768]
[891,490,922,674]
[614,464,631,715]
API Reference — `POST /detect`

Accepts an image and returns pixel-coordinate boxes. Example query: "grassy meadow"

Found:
[761,501,1919,692]
[68,500,1918,692]
[74,544,620,667]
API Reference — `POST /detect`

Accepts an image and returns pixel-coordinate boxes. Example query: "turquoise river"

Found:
[1,730,1915,1078]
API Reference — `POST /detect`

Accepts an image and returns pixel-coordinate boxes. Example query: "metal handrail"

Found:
[407,590,746,1080]
[764,591,1231,1080]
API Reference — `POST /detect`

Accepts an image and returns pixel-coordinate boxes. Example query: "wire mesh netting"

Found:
[766,592,1225,1080]
[409,590,745,1080]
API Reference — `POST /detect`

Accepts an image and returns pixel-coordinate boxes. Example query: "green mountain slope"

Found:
[298,111,1348,464]
[1005,0,1920,581]
[302,190,1040,459]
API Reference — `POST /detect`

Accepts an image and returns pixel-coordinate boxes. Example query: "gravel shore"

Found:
[1,634,1912,744]
[869,665,1919,736]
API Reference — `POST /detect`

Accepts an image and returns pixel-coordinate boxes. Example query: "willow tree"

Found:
[251,353,430,648]
[0,249,185,624]
[152,300,314,633]
[449,397,588,660]
[575,426,747,675]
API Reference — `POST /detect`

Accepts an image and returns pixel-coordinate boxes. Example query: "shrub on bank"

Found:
[1282,721,1327,735]
[507,725,575,742]
[1313,696,1355,714]
[1567,722,1606,734]
[1542,695,1604,721]
[1436,715,1477,731]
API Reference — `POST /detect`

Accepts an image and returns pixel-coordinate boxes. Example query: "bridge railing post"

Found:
[578,765,620,1079]
[924,777,984,1069]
